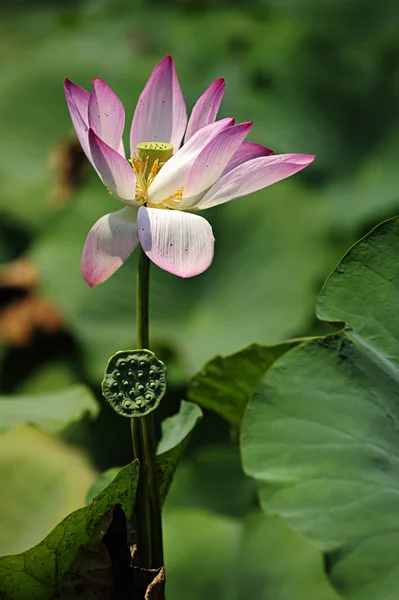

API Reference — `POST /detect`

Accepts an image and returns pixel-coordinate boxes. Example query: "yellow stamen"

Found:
[164,188,183,209]
[130,141,177,207]
[130,154,166,205]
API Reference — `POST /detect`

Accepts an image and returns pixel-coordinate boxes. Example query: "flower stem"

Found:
[131,246,164,569]
[136,243,150,351]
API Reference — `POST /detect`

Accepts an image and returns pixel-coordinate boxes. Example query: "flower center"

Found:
[131,142,174,206]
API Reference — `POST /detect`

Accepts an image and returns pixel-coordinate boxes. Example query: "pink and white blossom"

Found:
[64,56,315,285]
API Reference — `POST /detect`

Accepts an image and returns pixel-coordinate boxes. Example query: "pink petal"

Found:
[64,78,89,121]
[147,117,234,205]
[82,207,139,286]
[222,141,274,176]
[88,128,136,203]
[137,206,214,278]
[197,154,316,210]
[64,78,94,168]
[181,122,253,209]
[184,78,225,143]
[88,78,125,155]
[130,56,187,155]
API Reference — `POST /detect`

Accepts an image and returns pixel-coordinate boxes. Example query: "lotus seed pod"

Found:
[101,349,167,418]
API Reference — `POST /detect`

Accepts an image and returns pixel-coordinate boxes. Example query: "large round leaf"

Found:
[163,440,338,599]
[242,216,399,599]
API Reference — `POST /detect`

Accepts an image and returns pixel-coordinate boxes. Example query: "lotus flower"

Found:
[64,56,315,285]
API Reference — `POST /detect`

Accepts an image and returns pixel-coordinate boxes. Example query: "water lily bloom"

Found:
[64,56,315,285]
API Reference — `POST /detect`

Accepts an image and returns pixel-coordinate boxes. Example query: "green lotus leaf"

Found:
[242,216,399,600]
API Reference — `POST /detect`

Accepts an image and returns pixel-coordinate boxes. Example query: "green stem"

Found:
[131,246,164,569]
[136,244,150,350]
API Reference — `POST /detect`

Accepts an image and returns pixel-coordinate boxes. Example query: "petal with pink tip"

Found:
[137,206,214,278]
[89,129,136,203]
[64,79,94,168]
[130,56,187,155]
[64,79,89,122]
[88,79,125,155]
[222,141,274,176]
[147,117,234,205]
[82,206,139,286]
[180,121,253,209]
[184,78,225,142]
[197,154,316,210]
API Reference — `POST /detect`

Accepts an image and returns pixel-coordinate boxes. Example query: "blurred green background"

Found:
[0,0,398,597]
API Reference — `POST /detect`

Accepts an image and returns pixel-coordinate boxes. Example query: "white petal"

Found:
[130,56,187,155]
[146,118,234,205]
[180,121,253,209]
[64,79,96,170]
[88,129,136,203]
[197,153,316,210]
[222,141,274,176]
[82,207,139,286]
[137,207,214,278]
[184,78,225,142]
[88,78,125,155]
